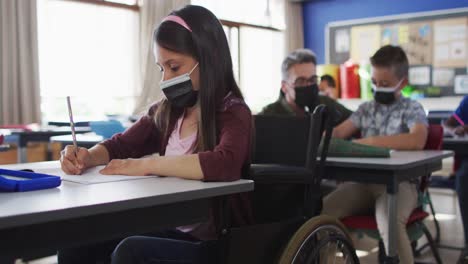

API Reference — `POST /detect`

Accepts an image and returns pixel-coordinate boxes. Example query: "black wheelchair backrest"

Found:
[252,115,310,166]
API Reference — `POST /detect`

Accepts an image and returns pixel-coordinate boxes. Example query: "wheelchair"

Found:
[219,105,360,264]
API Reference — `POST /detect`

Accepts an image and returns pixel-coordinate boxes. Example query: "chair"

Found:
[90,120,125,139]
[427,110,452,125]
[340,124,443,264]
[48,121,90,127]
[0,134,7,152]
[222,105,359,264]
[0,134,10,152]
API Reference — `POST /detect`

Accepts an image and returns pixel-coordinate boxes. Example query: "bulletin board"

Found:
[325,7,468,97]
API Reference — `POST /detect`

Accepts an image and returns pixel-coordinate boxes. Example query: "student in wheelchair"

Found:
[227,106,360,264]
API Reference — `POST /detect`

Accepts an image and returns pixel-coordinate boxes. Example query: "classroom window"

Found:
[37,0,139,122]
[239,27,284,113]
[193,0,285,29]
[223,25,240,84]
[197,0,286,113]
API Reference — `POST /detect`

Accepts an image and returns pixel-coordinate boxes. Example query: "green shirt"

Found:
[259,96,352,125]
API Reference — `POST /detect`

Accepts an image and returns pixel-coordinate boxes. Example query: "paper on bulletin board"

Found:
[455,75,468,94]
[406,21,432,65]
[351,25,381,62]
[335,29,350,53]
[432,68,455,86]
[433,18,468,67]
[398,25,409,44]
[381,24,397,45]
[381,24,409,45]
[409,66,431,86]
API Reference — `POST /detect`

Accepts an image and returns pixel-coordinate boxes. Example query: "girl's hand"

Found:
[100,158,151,176]
[60,146,92,175]
[454,126,466,136]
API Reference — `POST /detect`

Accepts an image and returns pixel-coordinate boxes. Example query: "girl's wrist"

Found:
[143,157,160,176]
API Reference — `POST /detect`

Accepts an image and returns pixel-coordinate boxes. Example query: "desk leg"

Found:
[17,146,27,163]
[385,192,399,264]
[46,142,53,161]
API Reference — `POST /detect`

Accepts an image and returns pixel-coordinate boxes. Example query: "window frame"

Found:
[220,19,282,89]
[64,0,140,11]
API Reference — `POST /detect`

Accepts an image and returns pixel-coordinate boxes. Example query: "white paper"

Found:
[335,29,350,53]
[35,166,157,185]
[350,25,381,62]
[450,41,467,59]
[442,124,456,137]
[434,25,450,42]
[409,66,431,85]
[433,20,467,67]
[432,68,455,86]
[449,24,467,41]
[455,75,468,94]
[442,124,468,139]
[435,44,450,61]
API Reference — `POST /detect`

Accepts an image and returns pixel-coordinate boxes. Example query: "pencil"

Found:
[66,96,78,157]
[453,113,465,126]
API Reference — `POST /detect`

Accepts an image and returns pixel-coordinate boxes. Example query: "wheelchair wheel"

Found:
[278,215,359,264]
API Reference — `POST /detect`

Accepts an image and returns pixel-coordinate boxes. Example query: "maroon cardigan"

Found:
[100,94,254,238]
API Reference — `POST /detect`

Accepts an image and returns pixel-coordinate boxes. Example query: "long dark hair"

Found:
[154,5,243,152]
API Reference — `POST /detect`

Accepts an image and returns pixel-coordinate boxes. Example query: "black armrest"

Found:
[249,164,315,184]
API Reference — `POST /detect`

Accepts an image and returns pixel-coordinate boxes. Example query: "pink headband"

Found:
[162,15,192,32]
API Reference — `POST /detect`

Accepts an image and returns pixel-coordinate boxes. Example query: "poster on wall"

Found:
[331,28,351,64]
[350,25,381,63]
[381,24,409,46]
[335,29,350,53]
[407,22,433,65]
[409,66,431,86]
[455,75,468,94]
[433,17,468,68]
[380,22,432,65]
[381,24,397,45]
[432,68,456,87]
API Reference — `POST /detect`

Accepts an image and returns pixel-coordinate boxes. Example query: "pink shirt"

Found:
[165,113,197,156]
[165,114,215,239]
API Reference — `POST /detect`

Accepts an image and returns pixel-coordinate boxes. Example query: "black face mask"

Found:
[373,89,397,105]
[294,84,319,110]
[160,64,199,108]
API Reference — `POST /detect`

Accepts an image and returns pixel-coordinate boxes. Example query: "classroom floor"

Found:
[20,159,466,264]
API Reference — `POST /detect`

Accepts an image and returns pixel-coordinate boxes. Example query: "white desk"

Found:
[0,161,254,259]
[324,150,453,262]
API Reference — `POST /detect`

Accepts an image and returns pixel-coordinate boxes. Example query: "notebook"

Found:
[35,166,157,185]
[319,138,391,158]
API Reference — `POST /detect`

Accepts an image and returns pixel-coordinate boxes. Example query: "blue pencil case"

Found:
[0,168,61,192]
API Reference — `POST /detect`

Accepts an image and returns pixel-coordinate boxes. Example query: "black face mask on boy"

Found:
[294,83,319,110]
[160,63,199,108]
[371,79,403,105]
